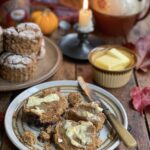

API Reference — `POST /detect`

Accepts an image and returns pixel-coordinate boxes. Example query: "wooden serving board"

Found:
[0,37,63,91]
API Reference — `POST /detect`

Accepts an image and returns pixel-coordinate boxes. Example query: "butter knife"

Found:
[77,76,137,148]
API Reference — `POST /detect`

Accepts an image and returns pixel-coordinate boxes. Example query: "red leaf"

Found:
[131,87,150,113]
[135,35,150,72]
[124,35,150,72]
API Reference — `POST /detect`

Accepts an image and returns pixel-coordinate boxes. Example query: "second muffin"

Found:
[0,52,37,82]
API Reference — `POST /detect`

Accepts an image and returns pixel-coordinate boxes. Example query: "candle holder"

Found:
[59,29,104,60]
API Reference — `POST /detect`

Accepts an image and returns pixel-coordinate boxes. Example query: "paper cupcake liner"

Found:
[93,68,133,88]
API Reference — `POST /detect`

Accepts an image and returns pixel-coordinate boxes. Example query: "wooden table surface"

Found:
[1,16,150,150]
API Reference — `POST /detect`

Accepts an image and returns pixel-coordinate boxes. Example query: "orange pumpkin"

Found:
[31,9,59,35]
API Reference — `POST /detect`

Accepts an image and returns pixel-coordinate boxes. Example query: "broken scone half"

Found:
[54,120,99,150]
[65,102,106,131]
[23,89,68,125]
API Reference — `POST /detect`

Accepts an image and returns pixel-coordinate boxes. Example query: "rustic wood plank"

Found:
[0,92,16,150]
[112,15,150,150]
[135,71,150,139]
[0,92,12,141]
[76,63,93,83]
[50,57,76,81]
[1,133,17,150]
[0,92,12,112]
[127,12,150,146]
[109,75,150,150]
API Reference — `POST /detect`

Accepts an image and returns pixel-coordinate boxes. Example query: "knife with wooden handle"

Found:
[77,76,137,148]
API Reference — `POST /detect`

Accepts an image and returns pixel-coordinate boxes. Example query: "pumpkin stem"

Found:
[43,9,51,15]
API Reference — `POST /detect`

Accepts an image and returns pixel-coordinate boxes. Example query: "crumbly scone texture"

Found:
[0,26,3,53]
[45,143,52,150]
[67,92,83,107]
[54,120,98,150]
[0,52,37,82]
[3,23,43,55]
[23,88,69,125]
[65,102,106,131]
[22,131,36,146]
[39,131,50,142]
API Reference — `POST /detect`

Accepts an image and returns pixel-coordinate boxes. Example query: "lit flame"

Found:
[83,0,89,10]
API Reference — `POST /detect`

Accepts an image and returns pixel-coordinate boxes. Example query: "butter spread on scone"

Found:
[65,102,105,131]
[78,102,103,121]
[64,120,93,148]
[27,94,60,115]
[26,94,60,108]
[54,120,98,150]
[23,89,68,124]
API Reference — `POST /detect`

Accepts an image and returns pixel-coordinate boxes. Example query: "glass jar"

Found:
[0,0,30,27]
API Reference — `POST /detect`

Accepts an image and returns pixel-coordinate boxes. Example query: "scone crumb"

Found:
[68,92,82,107]
[96,138,103,147]
[45,125,54,134]
[45,143,51,150]
[39,131,50,142]
[22,131,36,146]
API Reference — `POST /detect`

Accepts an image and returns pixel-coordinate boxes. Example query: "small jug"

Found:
[90,0,150,36]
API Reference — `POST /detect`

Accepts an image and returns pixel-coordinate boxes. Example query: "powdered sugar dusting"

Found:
[19,30,36,39]
[0,52,34,69]
[4,27,18,36]
[17,23,41,32]
[4,23,43,40]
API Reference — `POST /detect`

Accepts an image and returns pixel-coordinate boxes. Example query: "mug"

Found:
[90,0,150,36]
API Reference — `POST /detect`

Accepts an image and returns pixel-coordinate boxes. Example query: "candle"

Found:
[79,0,93,31]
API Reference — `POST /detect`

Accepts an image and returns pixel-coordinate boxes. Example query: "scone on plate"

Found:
[23,89,68,125]
[65,102,106,131]
[0,52,37,82]
[0,27,3,54]
[22,131,36,146]
[54,120,98,150]
[67,92,83,107]
[3,23,43,55]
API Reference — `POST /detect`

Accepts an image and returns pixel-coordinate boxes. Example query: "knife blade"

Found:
[77,76,137,148]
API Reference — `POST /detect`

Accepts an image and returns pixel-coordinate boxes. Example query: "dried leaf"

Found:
[124,35,150,72]
[131,87,150,113]
[135,35,150,72]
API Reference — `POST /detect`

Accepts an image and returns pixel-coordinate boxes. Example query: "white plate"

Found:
[5,80,128,150]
